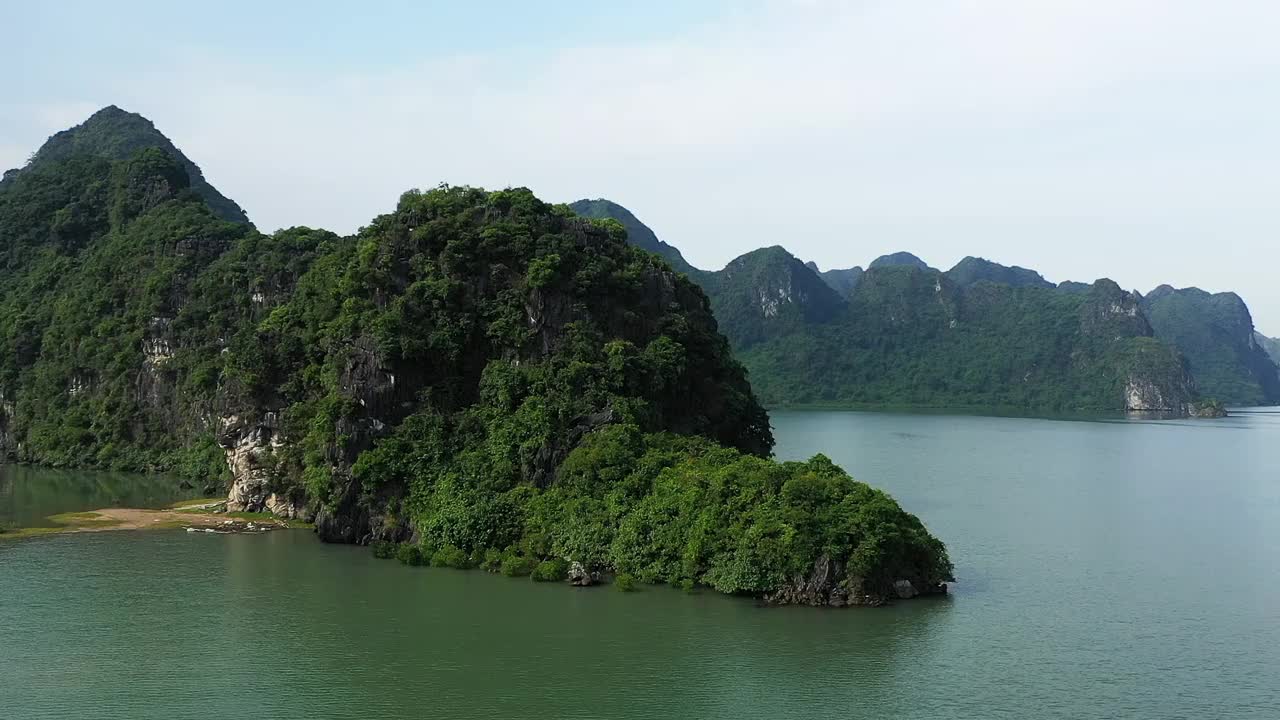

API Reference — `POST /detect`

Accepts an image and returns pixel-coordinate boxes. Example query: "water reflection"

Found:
[0,464,197,526]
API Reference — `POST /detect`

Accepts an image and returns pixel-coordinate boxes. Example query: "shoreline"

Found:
[0,501,310,540]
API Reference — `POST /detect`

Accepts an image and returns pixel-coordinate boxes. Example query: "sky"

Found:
[4,0,1280,333]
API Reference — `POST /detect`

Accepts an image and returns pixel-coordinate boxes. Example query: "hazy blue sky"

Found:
[5,1,1279,332]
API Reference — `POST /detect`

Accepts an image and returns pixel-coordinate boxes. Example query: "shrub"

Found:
[678,578,695,593]
[530,558,569,582]
[500,551,537,577]
[395,543,426,566]
[614,573,637,592]
[371,540,396,559]
[430,544,472,569]
[480,548,503,573]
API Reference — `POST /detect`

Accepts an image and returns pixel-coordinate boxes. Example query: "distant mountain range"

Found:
[570,199,1279,411]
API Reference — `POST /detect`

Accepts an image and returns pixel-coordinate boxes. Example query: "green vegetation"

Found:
[0,108,951,603]
[0,511,122,540]
[815,265,864,298]
[576,200,1227,413]
[430,545,472,569]
[44,511,123,529]
[396,543,426,566]
[946,256,1052,289]
[568,199,702,279]
[697,246,845,350]
[0,106,249,224]
[613,573,637,592]
[717,264,1195,412]
[530,558,570,582]
[360,428,951,600]
[0,145,265,474]
[0,525,67,540]
[168,497,225,509]
[500,552,538,577]
[1141,286,1280,406]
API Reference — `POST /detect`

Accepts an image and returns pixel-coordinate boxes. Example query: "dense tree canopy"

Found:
[0,132,950,603]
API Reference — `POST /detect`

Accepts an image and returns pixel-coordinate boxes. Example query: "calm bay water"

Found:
[2,411,1279,718]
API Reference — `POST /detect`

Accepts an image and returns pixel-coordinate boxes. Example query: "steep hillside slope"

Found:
[0,106,249,224]
[1141,286,1280,405]
[568,199,700,278]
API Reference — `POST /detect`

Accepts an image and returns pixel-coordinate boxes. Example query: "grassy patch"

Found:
[0,525,66,540]
[168,497,225,510]
[0,511,123,539]
[46,511,124,529]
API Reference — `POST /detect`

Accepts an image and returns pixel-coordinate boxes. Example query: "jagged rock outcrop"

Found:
[1188,401,1229,418]
[703,246,846,349]
[762,554,947,607]
[220,416,309,519]
[1124,376,1186,413]
[1079,279,1151,338]
[1080,281,1195,415]
[567,561,598,587]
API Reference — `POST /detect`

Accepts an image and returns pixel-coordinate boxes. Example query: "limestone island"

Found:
[0,118,952,606]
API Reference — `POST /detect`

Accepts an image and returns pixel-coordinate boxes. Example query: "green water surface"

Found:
[2,410,1278,718]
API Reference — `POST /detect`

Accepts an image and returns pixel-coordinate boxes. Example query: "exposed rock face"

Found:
[1188,402,1228,418]
[220,417,308,519]
[711,246,846,348]
[0,391,15,459]
[762,555,947,607]
[893,579,920,599]
[1124,376,1186,413]
[567,561,598,587]
[1080,280,1153,339]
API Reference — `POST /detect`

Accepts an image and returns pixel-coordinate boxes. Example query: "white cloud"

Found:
[14,0,1280,329]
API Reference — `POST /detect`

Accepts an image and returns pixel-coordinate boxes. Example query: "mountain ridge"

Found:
[0,105,250,225]
[577,198,1272,411]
